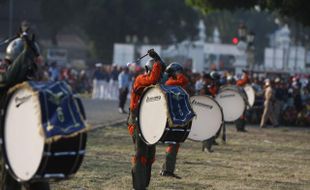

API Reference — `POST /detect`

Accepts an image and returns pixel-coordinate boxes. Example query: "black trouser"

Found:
[162,144,180,173]
[235,117,246,131]
[131,128,156,189]
[119,87,128,109]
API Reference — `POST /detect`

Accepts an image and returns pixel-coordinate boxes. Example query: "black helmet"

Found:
[210,71,220,80]
[165,62,183,77]
[145,58,156,73]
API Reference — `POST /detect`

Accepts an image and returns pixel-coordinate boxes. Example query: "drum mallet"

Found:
[135,48,154,62]
[127,49,154,67]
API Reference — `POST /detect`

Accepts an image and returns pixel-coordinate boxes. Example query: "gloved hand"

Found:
[147,49,161,61]
[21,32,40,57]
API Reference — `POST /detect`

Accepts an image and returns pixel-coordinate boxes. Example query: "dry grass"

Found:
[51,124,310,190]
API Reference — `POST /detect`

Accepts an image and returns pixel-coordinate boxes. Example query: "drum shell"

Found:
[188,95,223,141]
[33,132,87,181]
[159,122,191,144]
[0,86,87,182]
[243,84,256,108]
[139,122,191,145]
[215,89,246,122]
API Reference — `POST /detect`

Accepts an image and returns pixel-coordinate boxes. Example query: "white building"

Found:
[113,20,248,73]
[264,25,307,73]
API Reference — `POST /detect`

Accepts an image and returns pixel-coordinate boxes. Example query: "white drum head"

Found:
[244,84,255,107]
[139,87,167,145]
[215,89,246,122]
[4,88,44,181]
[189,96,223,141]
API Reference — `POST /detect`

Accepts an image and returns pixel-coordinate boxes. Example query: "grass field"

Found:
[51,124,310,190]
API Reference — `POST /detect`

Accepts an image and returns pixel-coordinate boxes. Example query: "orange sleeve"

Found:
[165,73,189,88]
[130,61,162,111]
[236,74,249,87]
[134,62,162,88]
[209,85,218,97]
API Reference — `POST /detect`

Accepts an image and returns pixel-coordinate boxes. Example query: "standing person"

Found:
[109,65,119,100]
[235,70,250,132]
[48,61,60,81]
[260,80,278,128]
[127,49,165,190]
[118,67,131,114]
[92,63,103,99]
[195,73,204,95]
[0,33,50,189]
[200,72,220,152]
[274,78,285,124]
[160,63,188,179]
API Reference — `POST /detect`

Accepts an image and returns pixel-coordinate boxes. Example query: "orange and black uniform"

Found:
[161,73,189,176]
[201,82,219,152]
[235,73,250,132]
[127,61,163,190]
[236,73,249,87]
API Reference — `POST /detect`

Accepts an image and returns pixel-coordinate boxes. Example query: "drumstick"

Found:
[127,49,154,67]
[135,49,154,62]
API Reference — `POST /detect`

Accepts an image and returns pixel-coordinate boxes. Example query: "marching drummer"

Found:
[127,49,166,190]
[200,71,220,152]
[0,23,50,189]
[160,63,189,179]
[235,70,250,132]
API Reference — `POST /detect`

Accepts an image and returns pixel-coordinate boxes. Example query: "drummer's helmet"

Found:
[165,62,183,77]
[226,75,236,84]
[145,58,156,74]
[210,71,220,81]
[5,37,40,63]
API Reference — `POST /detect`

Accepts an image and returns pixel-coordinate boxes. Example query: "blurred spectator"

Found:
[118,67,131,113]
[195,73,204,95]
[260,80,278,128]
[108,65,119,100]
[92,63,104,99]
[274,78,285,123]
[48,62,60,81]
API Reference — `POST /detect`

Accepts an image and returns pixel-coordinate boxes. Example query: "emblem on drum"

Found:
[219,94,235,98]
[15,95,31,108]
[146,95,161,103]
[57,107,65,122]
[191,99,213,109]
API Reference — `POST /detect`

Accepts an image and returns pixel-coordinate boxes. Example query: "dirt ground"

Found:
[51,124,310,190]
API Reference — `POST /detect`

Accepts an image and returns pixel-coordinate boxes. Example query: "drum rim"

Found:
[244,84,256,107]
[137,85,166,145]
[215,89,246,122]
[188,95,224,142]
[0,87,44,181]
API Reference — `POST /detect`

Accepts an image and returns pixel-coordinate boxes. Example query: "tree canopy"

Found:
[38,0,199,62]
[81,0,199,61]
[186,0,310,26]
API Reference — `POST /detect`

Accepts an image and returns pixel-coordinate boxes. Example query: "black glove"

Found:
[147,49,161,61]
[22,32,40,57]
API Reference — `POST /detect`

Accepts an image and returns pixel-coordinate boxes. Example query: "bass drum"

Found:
[243,84,256,108]
[1,82,87,182]
[188,96,223,141]
[138,85,193,145]
[215,89,246,122]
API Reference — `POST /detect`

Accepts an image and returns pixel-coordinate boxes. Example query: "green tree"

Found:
[81,0,199,62]
[186,0,310,27]
[38,0,89,45]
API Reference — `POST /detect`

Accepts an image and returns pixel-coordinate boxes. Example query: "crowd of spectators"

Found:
[39,61,310,127]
